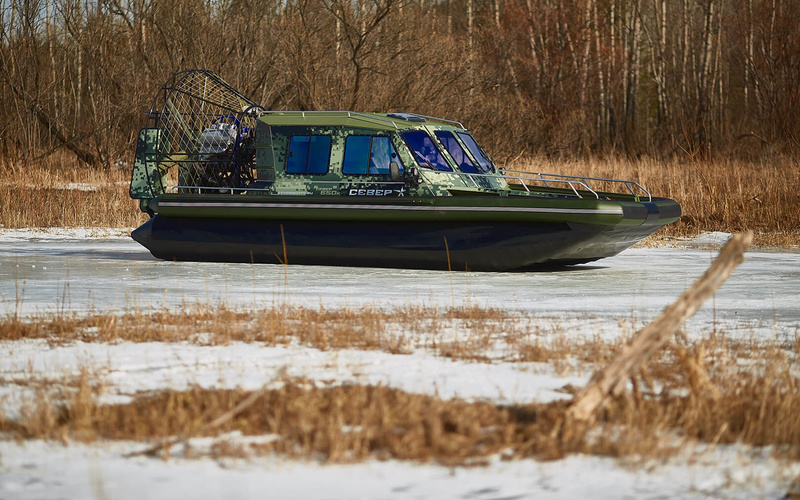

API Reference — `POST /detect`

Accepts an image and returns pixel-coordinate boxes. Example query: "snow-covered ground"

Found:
[1,229,799,499]
[0,339,587,414]
[3,439,798,500]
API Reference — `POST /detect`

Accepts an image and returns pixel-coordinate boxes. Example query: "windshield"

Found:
[456,132,494,172]
[434,131,479,174]
[401,131,452,171]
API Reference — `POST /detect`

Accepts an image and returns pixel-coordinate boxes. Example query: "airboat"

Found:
[129,70,681,271]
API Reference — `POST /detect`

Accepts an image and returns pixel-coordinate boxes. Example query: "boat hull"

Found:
[132,196,680,270]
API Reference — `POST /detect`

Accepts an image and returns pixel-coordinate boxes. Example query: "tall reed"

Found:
[3,155,798,247]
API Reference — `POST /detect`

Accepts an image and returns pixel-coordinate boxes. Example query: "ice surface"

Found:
[1,229,798,341]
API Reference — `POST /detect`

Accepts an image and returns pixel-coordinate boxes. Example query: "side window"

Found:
[401,131,452,171]
[342,136,371,175]
[286,135,331,174]
[435,131,479,174]
[343,136,403,175]
[456,132,493,173]
[369,137,402,175]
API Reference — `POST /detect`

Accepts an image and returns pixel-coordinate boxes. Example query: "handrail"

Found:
[259,110,466,130]
[501,169,651,201]
[168,169,650,201]
[508,171,599,198]
[171,185,251,194]
[405,113,465,129]
[416,168,651,201]
[169,180,408,195]
[262,110,400,129]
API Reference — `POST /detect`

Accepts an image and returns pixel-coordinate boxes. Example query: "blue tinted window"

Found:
[286,135,331,174]
[307,136,331,174]
[456,132,493,173]
[286,136,310,174]
[402,131,451,171]
[343,136,404,175]
[435,131,478,173]
[343,136,371,175]
[369,137,402,175]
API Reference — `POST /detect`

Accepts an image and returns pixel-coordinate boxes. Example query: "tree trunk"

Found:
[467,0,474,96]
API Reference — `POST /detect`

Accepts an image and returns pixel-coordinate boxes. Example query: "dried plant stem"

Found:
[786,475,800,499]
[280,223,289,292]
[444,236,454,308]
[564,231,754,428]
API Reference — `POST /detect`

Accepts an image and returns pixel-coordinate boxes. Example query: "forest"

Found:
[1,0,798,166]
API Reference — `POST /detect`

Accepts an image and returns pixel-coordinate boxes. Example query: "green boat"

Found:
[130,70,681,271]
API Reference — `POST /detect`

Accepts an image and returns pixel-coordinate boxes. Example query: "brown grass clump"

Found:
[515,336,622,377]
[3,366,105,442]
[3,303,627,367]
[657,339,800,454]
[0,304,527,360]
[575,335,800,459]
[0,158,145,228]
[0,378,565,464]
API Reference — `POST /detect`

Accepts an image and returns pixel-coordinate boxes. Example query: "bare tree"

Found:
[1,0,799,164]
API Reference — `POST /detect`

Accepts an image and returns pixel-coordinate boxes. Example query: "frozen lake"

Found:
[1,229,798,340]
[2,229,799,500]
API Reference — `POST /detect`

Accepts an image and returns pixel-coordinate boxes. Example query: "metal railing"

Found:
[258,110,466,131]
[261,110,402,130]
[417,168,652,201]
[403,113,465,129]
[171,185,254,194]
[169,180,410,195]
[516,170,651,201]
[167,169,650,201]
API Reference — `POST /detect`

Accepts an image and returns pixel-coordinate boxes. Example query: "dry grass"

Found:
[0,302,633,370]
[0,303,537,360]
[2,303,790,373]
[599,337,800,459]
[0,156,146,228]
[3,156,799,247]
[509,156,800,247]
[2,332,798,465]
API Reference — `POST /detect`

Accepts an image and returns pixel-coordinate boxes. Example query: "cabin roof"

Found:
[256,111,464,131]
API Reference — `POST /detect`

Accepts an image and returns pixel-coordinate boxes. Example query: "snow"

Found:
[0,227,131,241]
[2,440,798,499]
[0,339,586,414]
[1,228,799,498]
[679,230,734,247]
[2,181,129,192]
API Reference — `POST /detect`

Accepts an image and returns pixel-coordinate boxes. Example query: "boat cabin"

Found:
[245,111,507,197]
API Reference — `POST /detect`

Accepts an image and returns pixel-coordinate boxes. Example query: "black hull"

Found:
[132,215,667,271]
